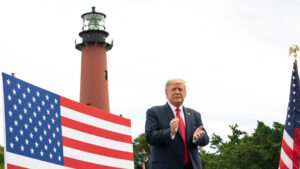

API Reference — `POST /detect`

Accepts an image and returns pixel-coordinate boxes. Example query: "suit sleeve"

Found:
[194,112,209,146]
[145,108,172,145]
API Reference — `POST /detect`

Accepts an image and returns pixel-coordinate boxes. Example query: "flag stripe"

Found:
[281,145,293,168]
[282,139,294,160]
[62,126,132,152]
[63,147,134,168]
[61,106,131,135]
[62,136,134,160]
[60,96,131,127]
[283,130,294,150]
[7,164,28,169]
[64,157,123,169]
[6,152,72,169]
[61,116,132,143]
[293,128,300,169]
[279,158,290,169]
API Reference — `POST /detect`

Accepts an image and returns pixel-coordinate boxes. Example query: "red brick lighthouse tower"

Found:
[76,7,112,112]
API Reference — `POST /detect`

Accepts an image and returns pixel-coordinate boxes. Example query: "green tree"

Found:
[0,145,4,169]
[201,121,284,169]
[133,133,150,169]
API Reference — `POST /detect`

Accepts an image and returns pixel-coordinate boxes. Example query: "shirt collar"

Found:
[167,101,183,113]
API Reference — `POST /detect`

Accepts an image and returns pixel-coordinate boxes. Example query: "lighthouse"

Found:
[76,7,112,112]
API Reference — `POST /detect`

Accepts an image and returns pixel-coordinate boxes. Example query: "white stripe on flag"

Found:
[63,146,134,169]
[6,152,73,169]
[61,106,131,135]
[283,129,294,150]
[62,126,133,152]
[280,147,293,169]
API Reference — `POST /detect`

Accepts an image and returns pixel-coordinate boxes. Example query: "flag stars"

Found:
[54,99,58,104]
[57,141,60,147]
[44,145,48,150]
[37,106,41,112]
[8,111,13,117]
[42,115,46,121]
[14,120,18,126]
[47,110,50,115]
[53,147,57,153]
[10,142,14,148]
[43,130,47,135]
[50,104,54,109]
[51,118,55,124]
[49,153,53,159]
[23,93,26,99]
[56,127,60,133]
[7,95,12,101]
[25,139,29,145]
[29,117,33,123]
[12,89,16,95]
[18,99,22,104]
[15,136,19,142]
[36,91,40,97]
[28,102,31,108]
[27,87,31,93]
[34,126,38,132]
[20,145,24,151]
[33,112,37,117]
[41,101,45,106]
[52,133,56,138]
[39,136,43,141]
[48,139,52,144]
[40,151,44,157]
[32,96,36,102]
[13,104,17,110]
[58,155,61,161]
[48,124,51,129]
[31,148,34,154]
[35,142,39,148]
[30,133,33,139]
[55,113,58,118]
[9,126,13,132]
[19,129,24,136]
[7,79,11,85]
[23,108,27,114]
[17,83,21,89]
[38,121,42,126]
[46,95,49,100]
[19,114,23,120]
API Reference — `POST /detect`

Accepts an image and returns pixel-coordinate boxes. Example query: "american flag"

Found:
[2,72,134,169]
[279,62,300,169]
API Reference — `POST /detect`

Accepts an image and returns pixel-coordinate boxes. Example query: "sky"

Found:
[1,0,300,152]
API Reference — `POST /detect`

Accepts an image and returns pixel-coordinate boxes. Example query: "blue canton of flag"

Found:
[2,72,64,165]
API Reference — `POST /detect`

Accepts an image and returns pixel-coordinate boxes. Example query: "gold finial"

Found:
[289,45,299,61]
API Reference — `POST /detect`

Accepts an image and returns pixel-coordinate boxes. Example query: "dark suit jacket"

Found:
[145,103,209,169]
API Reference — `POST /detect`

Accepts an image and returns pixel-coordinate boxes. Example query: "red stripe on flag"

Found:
[293,128,300,169]
[279,158,290,169]
[64,156,124,169]
[63,136,133,161]
[60,96,131,127]
[282,139,294,159]
[7,164,28,169]
[61,116,132,143]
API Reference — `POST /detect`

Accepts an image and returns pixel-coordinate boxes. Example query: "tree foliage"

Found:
[133,121,284,169]
[133,133,151,169]
[0,145,4,169]
[201,121,284,169]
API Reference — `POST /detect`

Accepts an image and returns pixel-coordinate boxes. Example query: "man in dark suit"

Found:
[145,78,209,169]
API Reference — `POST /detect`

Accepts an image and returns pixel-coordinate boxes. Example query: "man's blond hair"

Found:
[165,78,186,91]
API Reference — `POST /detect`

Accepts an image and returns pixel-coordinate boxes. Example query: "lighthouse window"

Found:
[105,70,108,80]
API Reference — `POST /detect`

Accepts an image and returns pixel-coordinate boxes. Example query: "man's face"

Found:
[165,82,186,107]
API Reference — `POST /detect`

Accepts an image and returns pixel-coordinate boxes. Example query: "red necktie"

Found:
[176,108,189,164]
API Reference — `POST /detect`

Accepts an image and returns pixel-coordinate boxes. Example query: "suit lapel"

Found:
[183,106,192,143]
[164,103,175,122]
